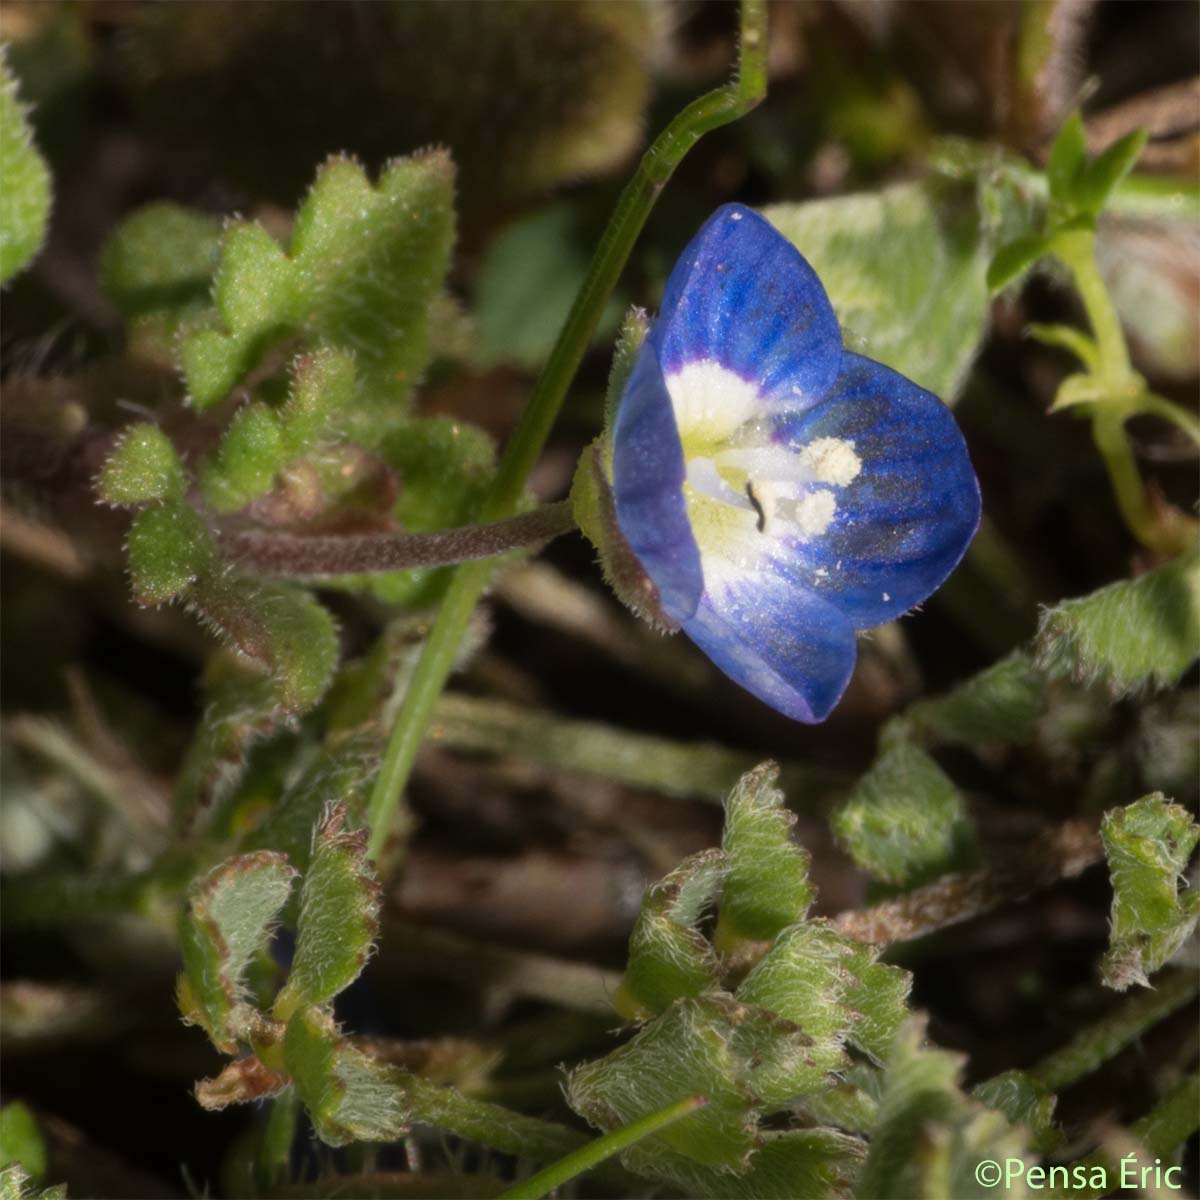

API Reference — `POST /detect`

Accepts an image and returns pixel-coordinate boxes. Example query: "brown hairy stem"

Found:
[220,500,578,578]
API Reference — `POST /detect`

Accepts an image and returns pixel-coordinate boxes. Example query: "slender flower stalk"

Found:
[364,0,770,862]
[221,501,577,577]
[498,1095,707,1200]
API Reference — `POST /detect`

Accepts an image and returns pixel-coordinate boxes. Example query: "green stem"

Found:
[364,0,769,862]
[499,1095,708,1200]
[1138,391,1200,446]
[1028,968,1199,1092]
[1053,228,1199,556]
[1056,230,1133,384]
[255,1087,299,1194]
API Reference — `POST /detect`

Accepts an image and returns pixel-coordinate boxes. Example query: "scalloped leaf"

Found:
[566,994,762,1175]
[283,1005,408,1147]
[0,52,52,284]
[614,850,727,1020]
[181,151,454,416]
[99,201,222,365]
[896,652,1047,749]
[715,762,814,948]
[1035,553,1200,697]
[857,1019,1035,1199]
[96,423,186,506]
[833,743,977,887]
[201,348,356,512]
[1100,794,1200,990]
[274,802,381,1019]
[176,851,297,1052]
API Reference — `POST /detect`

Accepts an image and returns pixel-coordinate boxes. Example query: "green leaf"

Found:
[274,802,381,1019]
[986,234,1050,292]
[98,202,223,362]
[1034,552,1200,696]
[898,652,1047,749]
[96,424,186,506]
[1046,111,1087,207]
[1047,372,1107,413]
[972,1071,1061,1154]
[736,920,910,1067]
[649,1129,864,1200]
[1024,322,1101,373]
[0,1104,46,1182]
[1100,794,1200,990]
[566,994,762,1176]
[1074,128,1148,217]
[763,179,990,400]
[857,1019,1035,1199]
[209,564,339,706]
[614,849,726,1019]
[181,151,455,415]
[126,500,214,605]
[833,743,977,887]
[715,762,814,948]
[475,204,621,370]
[0,1165,66,1200]
[283,1005,408,1147]
[0,52,52,284]
[177,850,297,1052]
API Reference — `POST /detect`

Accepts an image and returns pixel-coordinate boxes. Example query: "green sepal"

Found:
[1046,110,1087,208]
[0,1104,47,1184]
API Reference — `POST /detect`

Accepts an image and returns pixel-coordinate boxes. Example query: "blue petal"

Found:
[772,352,981,629]
[681,569,857,723]
[611,340,705,623]
[652,204,842,408]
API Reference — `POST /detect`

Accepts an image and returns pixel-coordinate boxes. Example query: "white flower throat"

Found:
[665,360,861,566]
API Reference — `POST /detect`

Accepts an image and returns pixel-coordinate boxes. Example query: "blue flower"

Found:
[610,203,981,722]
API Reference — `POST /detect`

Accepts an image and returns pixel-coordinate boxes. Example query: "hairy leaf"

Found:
[1100,794,1200,990]
[0,53,52,284]
[177,851,297,1052]
[181,151,454,415]
[96,423,186,506]
[973,1071,1061,1153]
[99,202,222,365]
[715,762,814,948]
[1035,553,1200,696]
[201,348,356,512]
[275,802,381,1018]
[897,652,1047,749]
[833,743,977,887]
[615,849,726,1019]
[857,1019,1035,1199]
[567,994,761,1175]
[283,1006,408,1147]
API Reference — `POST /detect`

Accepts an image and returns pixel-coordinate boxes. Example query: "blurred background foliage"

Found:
[0,2,1197,1198]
